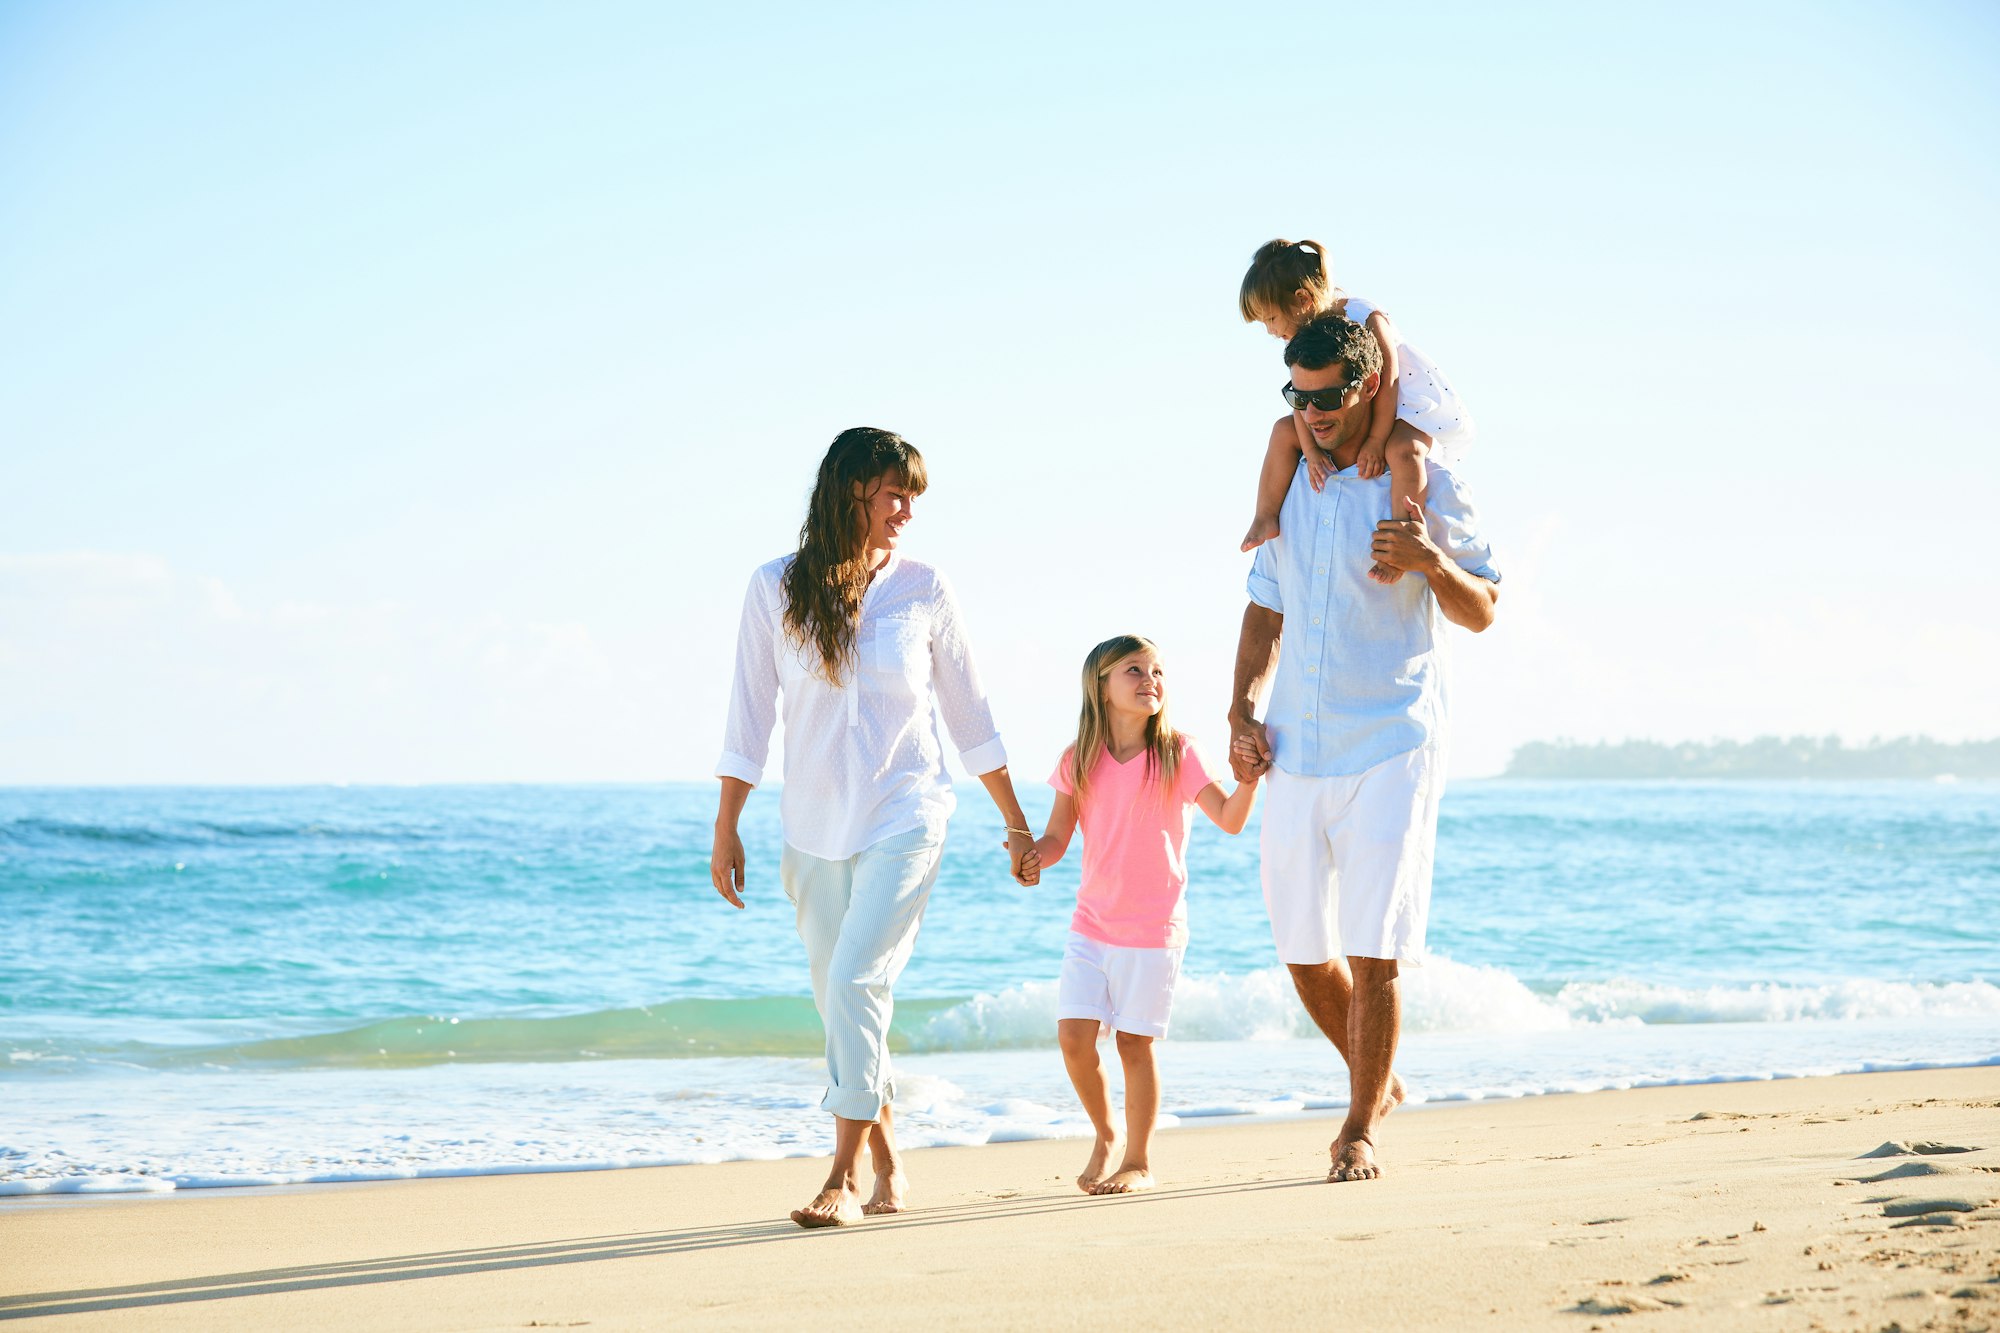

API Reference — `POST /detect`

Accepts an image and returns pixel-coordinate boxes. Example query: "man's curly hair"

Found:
[1283,312,1382,381]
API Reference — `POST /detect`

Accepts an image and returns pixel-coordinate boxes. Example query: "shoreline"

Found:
[4,1067,1996,1329]
[8,1043,1997,1200]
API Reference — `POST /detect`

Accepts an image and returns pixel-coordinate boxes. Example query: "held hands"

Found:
[1371,497,1440,577]
[1001,829,1039,887]
[710,824,746,909]
[1230,717,1273,782]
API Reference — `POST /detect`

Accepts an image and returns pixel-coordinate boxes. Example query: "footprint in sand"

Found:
[1849,1160,1966,1184]
[1857,1140,1982,1159]
[1569,1292,1682,1315]
[1882,1197,1986,1217]
[1880,1192,1999,1230]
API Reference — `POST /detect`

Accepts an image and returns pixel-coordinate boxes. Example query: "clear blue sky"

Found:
[3,0,1996,783]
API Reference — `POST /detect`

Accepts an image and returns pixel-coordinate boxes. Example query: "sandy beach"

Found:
[3,1066,1995,1330]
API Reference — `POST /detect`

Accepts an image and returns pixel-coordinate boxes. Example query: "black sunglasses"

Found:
[1282,378,1360,412]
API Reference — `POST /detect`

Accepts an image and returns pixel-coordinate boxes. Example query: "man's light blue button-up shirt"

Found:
[1246,461,1500,778]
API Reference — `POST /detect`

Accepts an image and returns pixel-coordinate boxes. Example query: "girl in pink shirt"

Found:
[1019,634,1261,1194]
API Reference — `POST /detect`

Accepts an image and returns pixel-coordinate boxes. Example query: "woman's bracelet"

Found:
[1004,825,1032,837]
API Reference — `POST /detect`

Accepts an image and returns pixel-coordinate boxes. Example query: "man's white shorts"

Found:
[1055,931,1184,1039]
[1260,746,1443,966]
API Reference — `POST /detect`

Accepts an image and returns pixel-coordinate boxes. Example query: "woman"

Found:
[711,426,1035,1228]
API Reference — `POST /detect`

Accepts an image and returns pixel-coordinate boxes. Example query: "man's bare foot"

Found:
[1241,514,1281,552]
[1384,1072,1408,1116]
[862,1167,907,1215]
[1368,561,1406,585]
[789,1186,862,1228]
[1327,1137,1380,1183]
[1088,1164,1155,1195]
[1076,1133,1121,1193]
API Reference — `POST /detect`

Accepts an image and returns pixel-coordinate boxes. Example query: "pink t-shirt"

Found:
[1049,735,1217,949]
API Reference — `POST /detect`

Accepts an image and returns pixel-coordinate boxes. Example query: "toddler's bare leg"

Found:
[1369,423,1432,585]
[1091,1031,1159,1194]
[1059,1019,1120,1192]
[1242,414,1302,551]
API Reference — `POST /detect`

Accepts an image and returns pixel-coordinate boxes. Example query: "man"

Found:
[1230,311,1501,1182]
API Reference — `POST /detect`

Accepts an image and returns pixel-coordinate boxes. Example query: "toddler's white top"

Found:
[1342,293,1476,465]
[717,553,1008,861]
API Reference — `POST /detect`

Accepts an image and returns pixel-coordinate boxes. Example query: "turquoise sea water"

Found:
[3,780,1996,1193]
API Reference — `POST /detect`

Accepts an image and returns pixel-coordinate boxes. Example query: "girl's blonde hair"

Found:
[1238,237,1334,323]
[1067,635,1182,807]
[781,427,928,684]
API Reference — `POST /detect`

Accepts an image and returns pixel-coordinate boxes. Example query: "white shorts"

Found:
[1260,747,1442,966]
[1055,931,1184,1039]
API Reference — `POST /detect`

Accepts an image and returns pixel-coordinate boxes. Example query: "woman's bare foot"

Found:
[1241,514,1281,552]
[1089,1163,1155,1195]
[789,1186,862,1228]
[1076,1133,1121,1193]
[861,1166,907,1215]
[1327,1136,1380,1183]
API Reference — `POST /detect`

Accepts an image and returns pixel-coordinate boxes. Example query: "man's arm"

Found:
[1371,498,1499,632]
[1229,602,1283,779]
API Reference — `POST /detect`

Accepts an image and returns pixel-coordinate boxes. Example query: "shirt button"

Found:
[1312,617,1321,625]
[1305,712,1314,720]
[1316,566,1326,574]
[1306,666,1317,674]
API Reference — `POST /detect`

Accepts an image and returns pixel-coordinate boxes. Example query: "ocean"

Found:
[3,779,1996,1195]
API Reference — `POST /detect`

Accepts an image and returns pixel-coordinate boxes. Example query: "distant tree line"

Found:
[1502,735,2000,780]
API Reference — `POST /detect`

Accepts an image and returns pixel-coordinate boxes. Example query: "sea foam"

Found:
[913,959,2000,1049]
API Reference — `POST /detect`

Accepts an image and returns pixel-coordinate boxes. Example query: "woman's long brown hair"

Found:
[780,427,928,684]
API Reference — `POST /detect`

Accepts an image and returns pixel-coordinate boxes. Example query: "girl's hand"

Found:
[1355,439,1387,480]
[1304,443,1335,492]
[1231,728,1272,781]
[710,825,747,909]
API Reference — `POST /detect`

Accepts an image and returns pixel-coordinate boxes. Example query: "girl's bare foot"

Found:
[1088,1163,1156,1195]
[789,1186,862,1228]
[1241,514,1281,552]
[861,1167,907,1215]
[1076,1133,1121,1193]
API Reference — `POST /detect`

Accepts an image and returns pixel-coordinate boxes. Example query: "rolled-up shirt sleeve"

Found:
[928,570,1008,775]
[1426,468,1502,585]
[1246,541,1284,613]
[715,568,780,785]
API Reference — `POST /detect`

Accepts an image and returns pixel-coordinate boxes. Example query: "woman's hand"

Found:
[1006,829,1037,887]
[711,824,747,909]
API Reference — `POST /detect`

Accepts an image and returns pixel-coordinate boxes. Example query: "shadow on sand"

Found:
[1,1176,1314,1320]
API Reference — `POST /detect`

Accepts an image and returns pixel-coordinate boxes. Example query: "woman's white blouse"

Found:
[716,552,1008,861]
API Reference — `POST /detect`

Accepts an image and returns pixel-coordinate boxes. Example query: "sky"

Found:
[2,0,1997,785]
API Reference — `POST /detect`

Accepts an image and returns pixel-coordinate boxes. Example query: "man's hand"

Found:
[710,824,746,909]
[1371,497,1443,577]
[1230,715,1273,782]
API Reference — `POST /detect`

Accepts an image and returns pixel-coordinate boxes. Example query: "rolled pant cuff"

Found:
[822,1084,891,1122]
